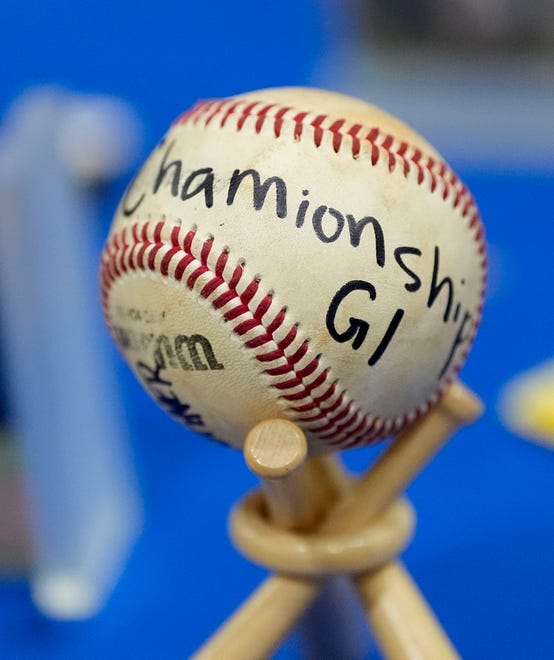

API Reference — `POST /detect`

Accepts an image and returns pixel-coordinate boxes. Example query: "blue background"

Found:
[1,1,553,658]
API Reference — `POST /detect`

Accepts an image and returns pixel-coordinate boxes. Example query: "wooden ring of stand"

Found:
[231,492,415,577]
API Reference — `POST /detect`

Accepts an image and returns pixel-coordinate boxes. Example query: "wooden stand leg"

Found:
[356,561,459,660]
[193,574,321,660]
[318,383,482,659]
[320,383,484,533]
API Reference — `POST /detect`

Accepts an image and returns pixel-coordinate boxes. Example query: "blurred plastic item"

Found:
[499,360,554,449]
[0,86,142,619]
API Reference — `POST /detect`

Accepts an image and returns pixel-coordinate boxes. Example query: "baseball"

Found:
[100,87,486,452]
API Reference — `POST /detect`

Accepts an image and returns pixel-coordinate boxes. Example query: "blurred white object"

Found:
[0,87,142,619]
[57,95,140,184]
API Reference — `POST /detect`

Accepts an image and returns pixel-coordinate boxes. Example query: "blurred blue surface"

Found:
[0,0,325,152]
[1,1,553,658]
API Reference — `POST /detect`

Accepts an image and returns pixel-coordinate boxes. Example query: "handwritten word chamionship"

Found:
[121,140,473,379]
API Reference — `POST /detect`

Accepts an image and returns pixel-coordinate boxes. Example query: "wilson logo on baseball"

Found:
[100,87,486,452]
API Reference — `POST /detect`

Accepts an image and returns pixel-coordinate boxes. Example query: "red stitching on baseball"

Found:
[255,104,275,133]
[296,357,319,380]
[240,279,259,305]
[205,101,227,127]
[297,391,343,419]
[265,363,294,377]
[255,349,284,363]
[213,289,236,309]
[244,333,272,350]
[254,294,273,319]
[266,309,286,334]
[101,220,440,449]
[277,326,298,351]
[224,304,248,322]
[219,101,240,128]
[237,102,258,130]
[174,97,482,231]
[273,107,290,138]
[200,275,224,298]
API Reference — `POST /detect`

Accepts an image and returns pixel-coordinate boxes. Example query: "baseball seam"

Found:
[174,98,483,225]
[101,97,487,449]
[101,220,392,450]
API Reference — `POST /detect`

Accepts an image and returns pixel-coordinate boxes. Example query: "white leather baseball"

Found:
[100,87,486,452]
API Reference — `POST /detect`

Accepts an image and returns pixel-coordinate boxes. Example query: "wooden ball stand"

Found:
[194,381,483,659]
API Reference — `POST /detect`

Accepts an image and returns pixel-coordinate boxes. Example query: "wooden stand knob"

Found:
[244,420,314,531]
